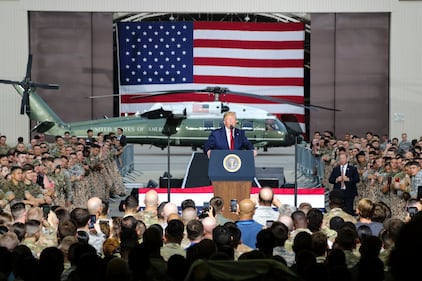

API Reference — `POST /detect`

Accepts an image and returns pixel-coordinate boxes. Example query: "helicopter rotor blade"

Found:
[0,79,21,86]
[29,82,60,90]
[25,54,33,81]
[129,89,209,100]
[226,90,340,111]
[86,94,121,99]
[20,88,29,115]
[127,87,339,111]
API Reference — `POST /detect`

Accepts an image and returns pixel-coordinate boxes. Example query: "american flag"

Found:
[117,21,305,127]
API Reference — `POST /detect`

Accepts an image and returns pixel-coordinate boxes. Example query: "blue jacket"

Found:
[203,127,254,153]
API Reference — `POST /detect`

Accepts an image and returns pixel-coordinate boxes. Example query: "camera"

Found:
[230,199,237,213]
[202,201,210,212]
[89,214,97,229]
[41,204,51,219]
[407,206,418,218]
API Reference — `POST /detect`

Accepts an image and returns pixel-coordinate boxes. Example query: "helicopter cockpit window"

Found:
[265,119,279,131]
[204,120,214,131]
[241,120,253,131]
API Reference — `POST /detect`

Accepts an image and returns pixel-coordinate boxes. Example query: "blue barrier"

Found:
[296,144,323,186]
[118,144,134,176]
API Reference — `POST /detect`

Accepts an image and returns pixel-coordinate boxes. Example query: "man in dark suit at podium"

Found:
[204,111,257,158]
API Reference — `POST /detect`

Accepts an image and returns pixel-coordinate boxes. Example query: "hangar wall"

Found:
[0,0,421,142]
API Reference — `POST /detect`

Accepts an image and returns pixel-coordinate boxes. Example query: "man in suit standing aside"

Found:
[117,127,127,147]
[328,153,360,215]
[203,111,257,158]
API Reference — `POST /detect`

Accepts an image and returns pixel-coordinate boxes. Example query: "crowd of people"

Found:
[313,131,422,220]
[0,130,421,281]
[0,130,126,209]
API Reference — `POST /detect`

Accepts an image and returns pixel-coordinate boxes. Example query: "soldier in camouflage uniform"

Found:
[355,151,368,201]
[322,190,357,229]
[85,143,106,200]
[68,153,89,209]
[21,164,51,207]
[385,162,411,219]
[54,157,73,208]
[138,190,159,227]
[408,160,422,199]
[21,219,44,258]
[320,140,335,190]
[2,166,27,204]
[105,142,126,197]
[41,157,71,208]
[49,135,66,158]
[0,135,11,155]
[98,143,114,199]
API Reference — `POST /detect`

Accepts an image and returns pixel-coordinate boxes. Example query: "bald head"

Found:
[182,208,198,224]
[202,216,217,239]
[278,215,294,232]
[163,202,178,220]
[258,187,274,206]
[87,197,102,215]
[239,199,255,219]
[144,190,159,207]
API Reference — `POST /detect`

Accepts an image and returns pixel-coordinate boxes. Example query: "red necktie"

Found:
[230,129,234,150]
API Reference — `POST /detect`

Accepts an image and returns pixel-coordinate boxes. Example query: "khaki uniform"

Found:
[2,180,27,201]
[322,207,357,229]
[104,152,126,196]
[49,171,70,207]
[21,237,44,258]
[24,182,44,199]
[138,210,159,227]
[49,144,65,158]
[86,154,106,199]
[0,144,10,155]
[321,147,335,190]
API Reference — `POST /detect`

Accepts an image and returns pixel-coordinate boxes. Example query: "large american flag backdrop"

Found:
[117,21,305,128]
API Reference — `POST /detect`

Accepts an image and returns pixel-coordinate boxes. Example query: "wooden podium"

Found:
[208,150,255,221]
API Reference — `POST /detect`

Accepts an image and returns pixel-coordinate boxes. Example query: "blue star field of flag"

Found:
[118,22,194,85]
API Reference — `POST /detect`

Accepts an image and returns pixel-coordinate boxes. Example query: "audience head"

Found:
[329,216,345,231]
[307,208,323,232]
[298,202,313,215]
[329,190,344,207]
[70,208,90,228]
[277,215,294,232]
[258,187,274,206]
[202,216,217,239]
[278,204,297,217]
[357,198,375,219]
[144,190,159,208]
[271,221,289,246]
[187,219,204,242]
[238,199,255,218]
[87,197,102,216]
[163,202,179,221]
[291,210,308,230]
[165,219,185,244]
[209,196,225,214]
[212,225,231,248]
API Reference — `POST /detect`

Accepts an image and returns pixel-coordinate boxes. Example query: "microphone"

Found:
[229,125,234,130]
